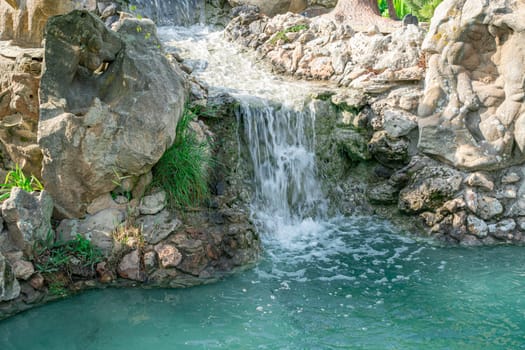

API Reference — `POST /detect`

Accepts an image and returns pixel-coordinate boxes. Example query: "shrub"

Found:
[151,106,212,208]
[0,164,43,201]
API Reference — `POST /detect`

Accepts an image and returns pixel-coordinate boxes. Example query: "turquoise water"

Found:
[1,216,525,349]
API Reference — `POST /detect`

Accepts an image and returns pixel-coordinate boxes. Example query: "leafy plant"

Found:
[151,106,212,208]
[0,164,43,201]
[48,281,68,297]
[269,24,309,45]
[378,0,443,21]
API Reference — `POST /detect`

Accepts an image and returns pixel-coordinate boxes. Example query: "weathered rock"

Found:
[143,251,158,272]
[398,160,463,214]
[382,109,417,138]
[154,243,182,268]
[333,127,370,162]
[367,182,398,204]
[0,0,96,47]
[489,219,516,240]
[136,210,181,244]
[229,0,291,16]
[117,250,143,281]
[0,252,20,302]
[466,215,488,238]
[419,0,525,171]
[138,191,166,215]
[501,172,520,184]
[475,196,504,221]
[1,188,53,251]
[38,11,187,218]
[368,131,410,168]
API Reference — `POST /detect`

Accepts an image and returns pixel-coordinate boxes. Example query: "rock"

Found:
[154,243,182,268]
[138,191,167,215]
[229,0,291,16]
[38,11,187,218]
[502,172,520,184]
[11,260,34,280]
[332,127,370,162]
[96,262,114,283]
[465,173,494,191]
[143,251,158,272]
[419,0,525,170]
[136,210,181,245]
[117,250,143,281]
[0,43,43,176]
[366,182,398,204]
[382,109,417,138]
[86,193,126,215]
[466,215,488,238]
[489,219,516,240]
[476,196,504,221]
[1,188,53,251]
[398,160,463,214]
[0,0,96,47]
[28,273,44,290]
[0,252,20,301]
[460,234,482,247]
[368,131,410,168]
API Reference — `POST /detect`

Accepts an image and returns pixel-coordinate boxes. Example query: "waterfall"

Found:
[128,0,206,26]
[236,98,328,235]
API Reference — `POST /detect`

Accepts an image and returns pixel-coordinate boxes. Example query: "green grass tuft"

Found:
[151,106,212,209]
[0,164,43,201]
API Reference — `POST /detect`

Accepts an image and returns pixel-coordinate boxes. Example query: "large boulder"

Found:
[228,0,292,16]
[38,11,187,218]
[0,0,95,47]
[418,0,525,171]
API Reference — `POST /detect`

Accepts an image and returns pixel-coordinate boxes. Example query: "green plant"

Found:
[0,164,43,201]
[66,234,103,268]
[378,0,442,21]
[269,24,309,45]
[151,106,212,208]
[48,281,68,297]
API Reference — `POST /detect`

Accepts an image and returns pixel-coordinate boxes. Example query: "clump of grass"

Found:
[113,220,144,250]
[33,232,102,274]
[151,106,212,209]
[0,164,43,201]
[378,0,443,21]
[269,24,309,45]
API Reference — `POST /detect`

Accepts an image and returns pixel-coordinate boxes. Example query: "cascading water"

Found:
[127,0,205,26]
[2,9,525,350]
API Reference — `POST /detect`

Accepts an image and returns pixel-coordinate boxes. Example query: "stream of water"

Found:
[1,13,525,350]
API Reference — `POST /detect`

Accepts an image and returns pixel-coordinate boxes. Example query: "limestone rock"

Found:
[154,243,182,268]
[333,127,370,162]
[138,191,166,215]
[1,188,53,251]
[419,0,525,170]
[489,219,516,240]
[382,109,417,138]
[476,196,504,221]
[0,252,20,302]
[117,250,143,281]
[368,131,410,168]
[228,0,291,16]
[465,173,494,191]
[38,11,187,218]
[136,210,181,245]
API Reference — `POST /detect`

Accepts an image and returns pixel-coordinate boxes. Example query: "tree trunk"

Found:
[333,0,380,19]
[387,0,399,20]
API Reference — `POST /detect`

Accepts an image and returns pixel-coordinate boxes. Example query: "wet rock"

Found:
[96,262,114,283]
[1,188,53,251]
[136,210,181,245]
[489,219,516,240]
[368,131,410,168]
[460,234,483,247]
[367,182,398,204]
[154,243,182,268]
[138,191,166,215]
[117,250,143,282]
[28,273,44,290]
[466,215,488,238]
[0,252,20,302]
[38,11,186,218]
[333,128,370,162]
[382,109,417,138]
